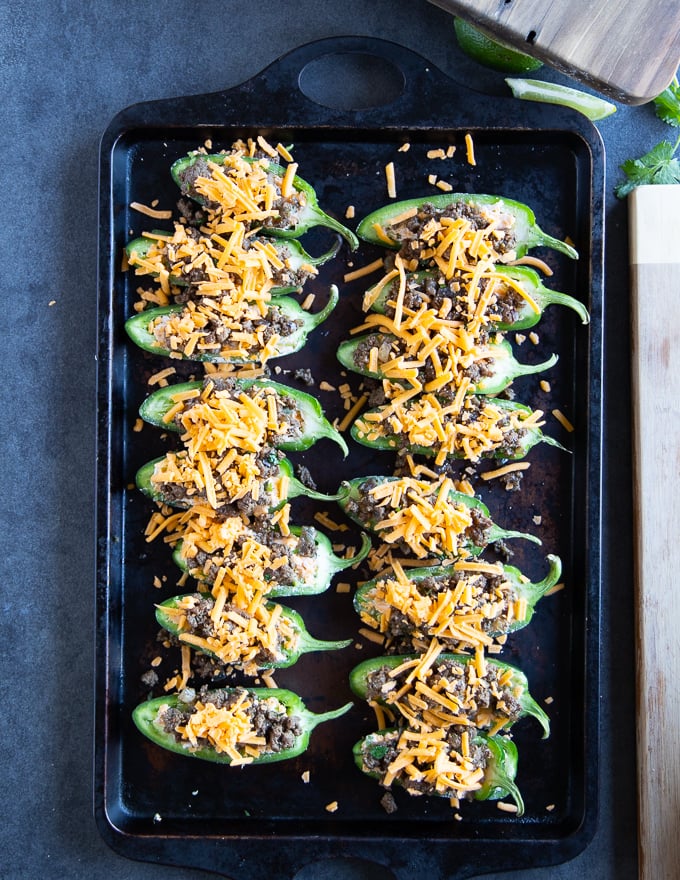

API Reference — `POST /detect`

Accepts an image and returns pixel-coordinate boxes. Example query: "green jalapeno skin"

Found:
[171,153,359,250]
[125,232,341,296]
[139,377,348,456]
[155,595,352,668]
[353,728,524,815]
[350,397,566,462]
[174,529,372,598]
[336,476,541,557]
[133,688,353,764]
[135,454,342,511]
[354,554,562,641]
[336,334,557,395]
[365,265,589,330]
[349,653,550,738]
[125,285,339,363]
[356,193,577,260]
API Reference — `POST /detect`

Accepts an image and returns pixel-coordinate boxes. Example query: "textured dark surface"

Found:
[1,0,666,877]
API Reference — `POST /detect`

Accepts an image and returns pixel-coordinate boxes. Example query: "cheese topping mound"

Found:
[383,203,518,269]
[365,641,523,735]
[359,559,522,652]
[362,727,488,796]
[364,476,491,559]
[148,296,297,364]
[188,153,306,229]
[158,688,300,765]
[146,502,317,597]
[173,692,267,763]
[162,592,298,675]
[354,394,544,465]
[128,223,317,298]
[170,380,304,458]
[149,447,286,512]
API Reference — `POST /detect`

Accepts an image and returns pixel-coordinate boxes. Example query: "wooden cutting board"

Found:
[629,185,680,880]
[428,0,680,103]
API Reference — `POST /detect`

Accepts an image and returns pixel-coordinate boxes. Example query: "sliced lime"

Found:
[506,77,617,121]
[454,18,543,74]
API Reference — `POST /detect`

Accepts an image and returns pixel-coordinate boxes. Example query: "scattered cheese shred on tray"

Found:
[464,133,476,166]
[130,201,173,219]
[481,461,531,481]
[385,162,397,199]
[552,408,574,432]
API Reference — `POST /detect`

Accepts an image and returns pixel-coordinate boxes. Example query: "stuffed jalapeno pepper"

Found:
[137,451,339,516]
[163,503,371,598]
[156,593,351,675]
[362,265,589,331]
[353,555,562,653]
[356,193,577,261]
[171,149,358,249]
[139,376,348,456]
[337,475,539,560]
[350,394,565,465]
[125,285,339,364]
[134,685,352,765]
[126,224,340,297]
[354,727,524,814]
[350,648,549,738]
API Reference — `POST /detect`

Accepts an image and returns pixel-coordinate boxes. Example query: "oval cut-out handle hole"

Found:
[298,52,405,110]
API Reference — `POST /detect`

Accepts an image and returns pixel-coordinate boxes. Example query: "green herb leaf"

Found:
[653,76,680,127]
[615,138,680,198]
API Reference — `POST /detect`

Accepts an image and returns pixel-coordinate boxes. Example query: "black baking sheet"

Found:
[95,37,603,880]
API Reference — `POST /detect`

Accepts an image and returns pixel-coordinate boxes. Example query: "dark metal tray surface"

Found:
[95,36,604,880]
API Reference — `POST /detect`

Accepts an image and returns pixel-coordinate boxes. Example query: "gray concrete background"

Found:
[2,0,665,876]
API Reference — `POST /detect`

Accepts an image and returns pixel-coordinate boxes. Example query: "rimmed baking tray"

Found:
[95,36,604,880]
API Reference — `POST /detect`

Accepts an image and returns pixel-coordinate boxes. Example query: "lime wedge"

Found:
[454,18,543,73]
[506,77,617,121]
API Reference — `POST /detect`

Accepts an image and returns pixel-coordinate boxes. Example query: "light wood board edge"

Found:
[629,184,680,880]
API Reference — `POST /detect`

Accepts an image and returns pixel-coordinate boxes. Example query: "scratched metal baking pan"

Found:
[95,36,603,880]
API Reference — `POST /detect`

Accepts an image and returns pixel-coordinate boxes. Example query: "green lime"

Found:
[454,18,543,74]
[505,77,617,121]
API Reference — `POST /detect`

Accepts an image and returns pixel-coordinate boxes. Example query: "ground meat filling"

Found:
[386,201,518,264]
[364,658,523,732]
[159,685,303,755]
[379,271,526,329]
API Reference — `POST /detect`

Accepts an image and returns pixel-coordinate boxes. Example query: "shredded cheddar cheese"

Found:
[160,691,289,764]
[358,561,521,652]
[363,475,487,560]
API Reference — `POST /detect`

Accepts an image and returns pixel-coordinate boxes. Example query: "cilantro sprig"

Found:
[653,76,680,128]
[615,134,680,198]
